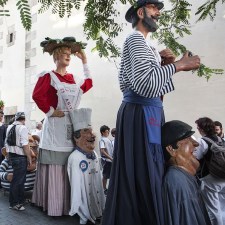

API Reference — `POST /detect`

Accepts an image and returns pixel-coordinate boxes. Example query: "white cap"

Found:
[15,112,25,121]
[69,108,92,131]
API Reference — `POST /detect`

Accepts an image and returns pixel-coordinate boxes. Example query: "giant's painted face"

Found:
[76,128,96,151]
[54,47,71,67]
[173,136,200,175]
[142,4,161,32]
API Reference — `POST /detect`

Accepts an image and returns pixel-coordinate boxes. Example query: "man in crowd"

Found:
[0,136,37,192]
[5,112,32,211]
[31,121,43,139]
[99,125,113,195]
[214,121,225,141]
[161,120,211,225]
[67,108,105,225]
[0,110,6,163]
[111,128,116,149]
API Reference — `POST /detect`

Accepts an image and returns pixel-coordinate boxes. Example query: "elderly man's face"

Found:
[167,136,200,175]
[76,128,96,151]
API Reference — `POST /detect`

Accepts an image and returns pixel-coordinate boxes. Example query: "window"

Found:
[9,33,13,43]
[25,59,30,68]
[7,30,16,47]
[4,115,15,126]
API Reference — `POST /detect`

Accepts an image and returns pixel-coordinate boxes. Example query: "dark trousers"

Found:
[9,154,27,207]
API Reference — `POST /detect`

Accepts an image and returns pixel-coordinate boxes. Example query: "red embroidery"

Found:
[149,117,160,127]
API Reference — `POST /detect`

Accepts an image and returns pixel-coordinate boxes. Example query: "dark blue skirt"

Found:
[102,90,165,225]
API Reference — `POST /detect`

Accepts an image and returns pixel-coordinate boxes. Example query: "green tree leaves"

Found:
[195,0,225,22]
[38,0,83,17]
[16,0,32,30]
[84,0,123,58]
[0,0,224,79]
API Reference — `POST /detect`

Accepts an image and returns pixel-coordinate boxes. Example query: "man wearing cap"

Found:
[102,1,200,225]
[67,108,105,225]
[161,120,211,225]
[5,112,32,211]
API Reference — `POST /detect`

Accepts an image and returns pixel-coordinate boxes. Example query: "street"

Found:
[0,189,80,225]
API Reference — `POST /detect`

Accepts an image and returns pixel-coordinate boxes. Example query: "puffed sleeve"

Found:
[80,64,93,93]
[32,72,55,116]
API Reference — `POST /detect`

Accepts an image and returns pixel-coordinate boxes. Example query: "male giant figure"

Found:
[67,108,105,225]
[161,120,212,225]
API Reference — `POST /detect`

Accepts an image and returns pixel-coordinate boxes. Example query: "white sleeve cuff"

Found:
[83,64,91,79]
[46,106,55,117]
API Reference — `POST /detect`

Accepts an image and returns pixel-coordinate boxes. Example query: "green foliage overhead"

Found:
[16,0,32,30]
[0,0,31,29]
[0,0,224,79]
[0,9,9,16]
[195,0,225,22]
[0,100,5,107]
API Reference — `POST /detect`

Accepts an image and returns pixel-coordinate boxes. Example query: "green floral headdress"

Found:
[40,37,87,55]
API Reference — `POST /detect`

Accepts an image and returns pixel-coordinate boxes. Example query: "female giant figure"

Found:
[32,37,92,216]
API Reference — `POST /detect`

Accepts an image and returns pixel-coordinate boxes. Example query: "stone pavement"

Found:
[0,189,80,225]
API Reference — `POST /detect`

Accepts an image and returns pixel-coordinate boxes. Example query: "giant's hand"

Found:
[75,50,87,64]
[7,173,13,182]
[174,52,200,72]
[160,48,176,65]
[51,109,65,118]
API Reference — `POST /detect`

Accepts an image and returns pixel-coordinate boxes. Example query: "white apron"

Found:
[40,71,83,152]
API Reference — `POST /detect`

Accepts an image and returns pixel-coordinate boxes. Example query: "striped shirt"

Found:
[0,159,36,191]
[119,31,176,98]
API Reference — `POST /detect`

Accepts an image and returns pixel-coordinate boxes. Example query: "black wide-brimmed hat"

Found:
[125,0,164,23]
[40,37,87,55]
[161,120,195,147]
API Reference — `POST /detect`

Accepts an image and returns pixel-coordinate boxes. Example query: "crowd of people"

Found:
[0,0,225,225]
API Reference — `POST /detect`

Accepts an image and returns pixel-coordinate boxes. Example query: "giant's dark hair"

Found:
[131,10,140,28]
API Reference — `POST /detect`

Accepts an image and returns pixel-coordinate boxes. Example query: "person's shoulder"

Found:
[68,150,83,162]
[100,136,106,141]
[125,31,145,44]
[101,136,111,143]
[164,167,189,188]
[6,124,13,130]
[17,124,28,131]
[37,71,50,78]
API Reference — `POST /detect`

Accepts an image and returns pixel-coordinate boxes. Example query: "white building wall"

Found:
[0,0,26,113]
[0,0,225,140]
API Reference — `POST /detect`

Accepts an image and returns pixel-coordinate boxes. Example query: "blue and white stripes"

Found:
[0,159,36,191]
[119,31,176,98]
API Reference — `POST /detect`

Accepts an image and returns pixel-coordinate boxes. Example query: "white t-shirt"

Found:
[194,138,209,160]
[31,129,42,138]
[99,136,113,162]
[5,121,29,156]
